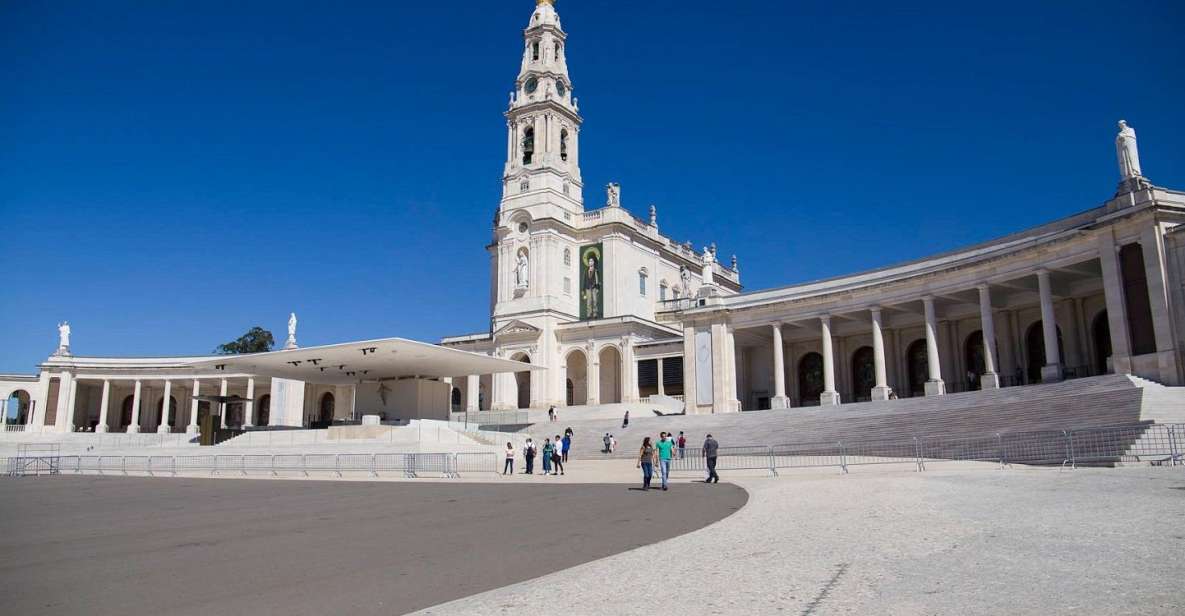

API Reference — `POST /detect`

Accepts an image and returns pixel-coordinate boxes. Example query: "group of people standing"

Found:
[506,427,573,476]
[636,432,720,490]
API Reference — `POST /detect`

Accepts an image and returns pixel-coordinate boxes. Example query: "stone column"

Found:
[1141,226,1180,385]
[978,285,1001,389]
[128,380,142,433]
[871,308,891,400]
[819,316,840,406]
[188,380,200,435]
[219,378,229,428]
[1098,233,1132,374]
[96,380,111,433]
[52,371,74,433]
[725,325,741,411]
[771,323,790,408]
[157,380,172,433]
[32,371,51,433]
[587,350,601,406]
[466,374,480,412]
[656,358,665,396]
[1036,270,1063,382]
[923,297,946,396]
[67,378,79,431]
[621,337,638,403]
[243,378,255,428]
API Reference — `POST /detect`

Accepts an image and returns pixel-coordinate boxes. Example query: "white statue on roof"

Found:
[1116,120,1143,180]
[56,321,71,355]
[285,313,298,350]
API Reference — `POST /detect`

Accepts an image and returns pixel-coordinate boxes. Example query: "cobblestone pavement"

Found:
[421,467,1185,615]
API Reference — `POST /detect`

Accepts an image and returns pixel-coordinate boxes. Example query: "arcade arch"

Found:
[598,346,622,404]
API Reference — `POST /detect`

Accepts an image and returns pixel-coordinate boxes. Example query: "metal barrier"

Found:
[7,423,1181,481]
[770,441,846,472]
[453,452,498,475]
[838,438,923,473]
[671,446,777,476]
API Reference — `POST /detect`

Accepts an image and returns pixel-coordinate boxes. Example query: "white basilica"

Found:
[2,0,1183,433]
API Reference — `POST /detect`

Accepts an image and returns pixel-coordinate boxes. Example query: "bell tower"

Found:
[501,0,583,217]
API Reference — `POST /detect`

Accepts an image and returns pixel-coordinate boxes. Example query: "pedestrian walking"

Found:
[703,433,720,483]
[552,434,565,475]
[524,438,537,474]
[677,431,686,459]
[622,410,630,429]
[548,406,557,423]
[610,434,618,453]
[603,432,612,454]
[542,438,554,474]
[637,436,657,490]
[561,432,572,462]
[504,442,515,475]
[656,431,675,490]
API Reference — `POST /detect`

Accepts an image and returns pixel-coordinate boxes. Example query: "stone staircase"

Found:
[548,375,1177,459]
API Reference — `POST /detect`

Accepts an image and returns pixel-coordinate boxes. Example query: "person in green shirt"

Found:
[655,431,675,490]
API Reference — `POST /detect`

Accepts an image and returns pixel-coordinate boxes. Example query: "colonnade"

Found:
[31,374,266,434]
[762,270,1093,407]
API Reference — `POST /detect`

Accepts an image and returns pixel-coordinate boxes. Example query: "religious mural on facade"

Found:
[579,243,603,320]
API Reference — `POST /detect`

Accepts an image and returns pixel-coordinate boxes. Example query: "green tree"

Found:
[215,327,275,355]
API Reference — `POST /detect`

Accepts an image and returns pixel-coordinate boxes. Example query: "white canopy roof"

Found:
[187,338,541,385]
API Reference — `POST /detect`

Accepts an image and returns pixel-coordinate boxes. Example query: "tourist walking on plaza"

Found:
[524,438,536,474]
[552,434,565,475]
[610,434,618,453]
[548,406,557,422]
[561,432,571,462]
[703,434,720,484]
[603,432,612,454]
[677,431,686,459]
[622,410,630,429]
[656,432,674,490]
[637,436,657,490]
[504,442,515,475]
[542,438,554,474]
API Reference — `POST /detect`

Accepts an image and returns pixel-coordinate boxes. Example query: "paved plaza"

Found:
[425,467,1185,616]
[0,476,746,616]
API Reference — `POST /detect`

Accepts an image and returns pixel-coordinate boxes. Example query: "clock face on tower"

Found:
[525,77,538,94]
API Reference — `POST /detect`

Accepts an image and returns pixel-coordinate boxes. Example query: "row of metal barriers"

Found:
[666,423,1185,476]
[5,452,501,478]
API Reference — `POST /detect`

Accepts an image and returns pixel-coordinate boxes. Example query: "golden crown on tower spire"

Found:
[536,0,555,6]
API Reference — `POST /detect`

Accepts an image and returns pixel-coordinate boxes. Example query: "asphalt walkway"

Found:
[0,476,746,616]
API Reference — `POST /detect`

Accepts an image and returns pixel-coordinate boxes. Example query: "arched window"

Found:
[638,268,648,296]
[451,388,462,411]
[907,340,928,397]
[798,353,824,405]
[851,347,875,401]
[964,331,986,390]
[1092,311,1112,374]
[659,281,669,301]
[532,41,540,61]
[560,129,569,162]
[563,248,571,266]
[555,43,562,61]
[522,127,535,165]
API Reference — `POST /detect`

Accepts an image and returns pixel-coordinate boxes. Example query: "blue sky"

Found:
[1,0,1182,373]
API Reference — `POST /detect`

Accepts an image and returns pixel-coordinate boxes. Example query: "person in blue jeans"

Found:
[637,436,657,490]
[655,431,675,490]
[561,432,572,462]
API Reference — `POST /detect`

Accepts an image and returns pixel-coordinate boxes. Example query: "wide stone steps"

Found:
[553,375,1162,459]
